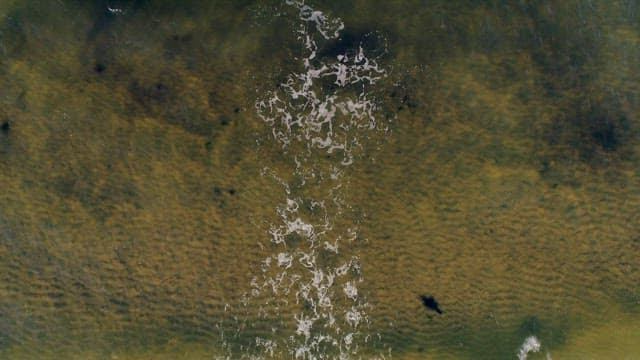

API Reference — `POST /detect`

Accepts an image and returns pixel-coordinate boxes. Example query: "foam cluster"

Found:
[256,1,386,167]
[247,1,389,359]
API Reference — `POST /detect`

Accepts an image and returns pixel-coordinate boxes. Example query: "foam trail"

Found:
[249,1,388,359]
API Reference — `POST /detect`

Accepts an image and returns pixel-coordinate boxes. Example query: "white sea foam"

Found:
[248,1,388,358]
[343,282,358,301]
[517,335,552,360]
[277,252,294,268]
[256,1,386,168]
[285,0,344,40]
[256,337,278,357]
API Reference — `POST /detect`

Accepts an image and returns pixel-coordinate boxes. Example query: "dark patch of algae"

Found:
[0,0,639,359]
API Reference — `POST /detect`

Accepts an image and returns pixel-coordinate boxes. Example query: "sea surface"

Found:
[1,1,639,359]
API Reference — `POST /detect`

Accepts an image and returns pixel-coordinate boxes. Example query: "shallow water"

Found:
[1,1,639,359]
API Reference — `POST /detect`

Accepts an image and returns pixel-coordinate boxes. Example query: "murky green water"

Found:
[1,1,639,359]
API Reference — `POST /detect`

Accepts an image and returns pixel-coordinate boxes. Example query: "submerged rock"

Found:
[1,121,9,135]
[420,294,443,314]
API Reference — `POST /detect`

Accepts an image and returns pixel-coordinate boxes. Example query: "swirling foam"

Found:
[248,1,389,359]
[255,1,386,167]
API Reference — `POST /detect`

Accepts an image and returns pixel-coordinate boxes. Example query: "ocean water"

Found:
[1,1,639,359]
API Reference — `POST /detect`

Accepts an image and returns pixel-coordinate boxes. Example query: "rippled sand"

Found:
[1,1,639,359]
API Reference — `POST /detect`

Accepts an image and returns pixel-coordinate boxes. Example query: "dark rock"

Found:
[420,294,443,314]
[94,63,106,73]
[1,121,9,135]
[590,116,619,151]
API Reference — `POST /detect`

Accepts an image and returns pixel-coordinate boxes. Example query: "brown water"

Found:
[1,0,639,359]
